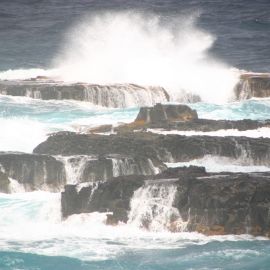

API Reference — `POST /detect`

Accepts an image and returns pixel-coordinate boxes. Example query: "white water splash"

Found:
[128,183,186,232]
[0,192,265,261]
[0,118,48,152]
[111,158,136,177]
[55,155,96,184]
[0,12,240,104]
[51,11,239,103]
[0,68,57,81]
[8,178,25,193]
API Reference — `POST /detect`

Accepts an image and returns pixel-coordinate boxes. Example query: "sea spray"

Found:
[55,155,95,184]
[0,12,240,103]
[128,183,187,232]
[52,11,239,103]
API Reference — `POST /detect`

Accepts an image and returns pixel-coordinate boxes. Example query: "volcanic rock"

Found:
[0,153,66,191]
[34,132,270,166]
[0,81,169,108]
[234,73,270,100]
[61,166,270,237]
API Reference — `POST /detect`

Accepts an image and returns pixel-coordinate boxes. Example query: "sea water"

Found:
[1,0,270,269]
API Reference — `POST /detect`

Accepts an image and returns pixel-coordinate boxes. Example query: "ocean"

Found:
[0,0,270,269]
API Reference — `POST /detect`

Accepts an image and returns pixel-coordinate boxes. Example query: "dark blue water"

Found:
[0,0,270,71]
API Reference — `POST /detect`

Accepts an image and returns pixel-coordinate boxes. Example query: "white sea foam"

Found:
[55,155,96,184]
[148,127,270,138]
[0,96,137,152]
[166,155,270,173]
[0,191,266,261]
[128,183,186,232]
[0,68,57,81]
[0,118,48,152]
[0,12,239,103]
[53,12,240,103]
[8,178,26,193]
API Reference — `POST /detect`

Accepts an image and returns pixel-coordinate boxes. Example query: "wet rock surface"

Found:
[0,80,169,108]
[88,104,270,133]
[234,73,270,100]
[0,170,10,193]
[121,104,270,132]
[134,103,198,124]
[61,175,146,221]
[175,171,270,236]
[61,166,270,237]
[0,152,163,192]
[0,153,66,191]
[34,132,270,166]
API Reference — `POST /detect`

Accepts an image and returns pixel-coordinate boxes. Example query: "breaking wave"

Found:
[0,12,240,103]
[52,11,239,103]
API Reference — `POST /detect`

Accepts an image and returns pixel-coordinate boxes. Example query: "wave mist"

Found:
[52,11,239,103]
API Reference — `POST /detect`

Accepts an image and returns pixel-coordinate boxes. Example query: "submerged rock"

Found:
[0,81,169,108]
[234,73,270,100]
[61,166,270,237]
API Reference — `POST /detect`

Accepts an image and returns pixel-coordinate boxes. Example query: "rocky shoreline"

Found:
[61,166,270,236]
[0,80,169,108]
[1,78,270,237]
[1,72,270,108]
[89,103,270,133]
[234,73,270,100]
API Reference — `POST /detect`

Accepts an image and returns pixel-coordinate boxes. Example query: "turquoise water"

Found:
[0,96,138,152]
[1,241,270,270]
[189,99,270,121]
[1,191,269,270]
[1,96,270,152]
[1,0,270,267]
[0,95,139,124]
[1,97,270,269]
[2,96,270,126]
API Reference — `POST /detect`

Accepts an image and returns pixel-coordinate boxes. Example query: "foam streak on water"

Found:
[166,155,270,173]
[0,95,138,152]
[148,127,270,138]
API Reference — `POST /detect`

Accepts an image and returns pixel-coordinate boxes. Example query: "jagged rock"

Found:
[34,132,270,166]
[58,154,164,185]
[174,172,270,236]
[166,118,270,132]
[61,175,145,219]
[134,103,198,125]
[80,156,162,182]
[0,152,159,191]
[61,166,270,237]
[0,170,10,193]
[114,104,270,133]
[234,73,270,100]
[0,153,66,191]
[0,81,169,108]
